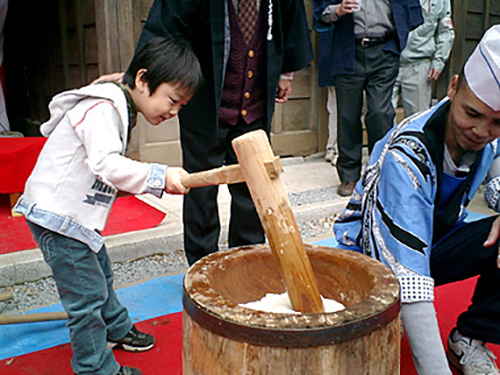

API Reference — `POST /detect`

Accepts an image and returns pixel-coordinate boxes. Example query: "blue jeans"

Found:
[27,221,132,375]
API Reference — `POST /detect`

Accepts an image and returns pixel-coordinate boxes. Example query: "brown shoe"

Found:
[338,181,355,197]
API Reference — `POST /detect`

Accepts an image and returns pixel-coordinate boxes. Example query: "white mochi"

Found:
[240,292,345,314]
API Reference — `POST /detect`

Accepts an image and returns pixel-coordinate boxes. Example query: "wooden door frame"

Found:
[95,0,146,159]
[449,0,467,77]
[95,0,137,74]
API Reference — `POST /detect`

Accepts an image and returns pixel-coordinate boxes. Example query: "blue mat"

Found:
[314,237,339,248]
[0,273,185,360]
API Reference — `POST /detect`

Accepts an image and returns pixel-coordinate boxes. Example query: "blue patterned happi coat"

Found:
[334,98,500,303]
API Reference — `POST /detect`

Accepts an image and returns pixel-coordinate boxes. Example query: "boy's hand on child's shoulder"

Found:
[165,167,190,195]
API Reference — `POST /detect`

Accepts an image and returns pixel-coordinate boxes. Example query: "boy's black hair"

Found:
[123,36,203,97]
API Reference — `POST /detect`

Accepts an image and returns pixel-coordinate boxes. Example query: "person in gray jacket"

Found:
[14,37,202,375]
[392,0,455,118]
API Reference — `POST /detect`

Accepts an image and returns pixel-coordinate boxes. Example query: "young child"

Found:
[14,36,202,375]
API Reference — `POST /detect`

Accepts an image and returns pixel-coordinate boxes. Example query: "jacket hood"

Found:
[40,83,129,139]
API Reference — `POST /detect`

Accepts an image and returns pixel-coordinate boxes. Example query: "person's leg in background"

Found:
[224,119,266,249]
[181,126,228,265]
[364,45,399,152]
[325,86,338,165]
[400,59,433,118]
[392,66,403,124]
[181,119,266,265]
[335,51,365,196]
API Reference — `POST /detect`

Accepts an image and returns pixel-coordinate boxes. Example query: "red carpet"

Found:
[1,314,182,375]
[0,137,47,193]
[0,194,166,255]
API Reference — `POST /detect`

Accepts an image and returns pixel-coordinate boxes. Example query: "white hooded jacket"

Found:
[15,83,166,252]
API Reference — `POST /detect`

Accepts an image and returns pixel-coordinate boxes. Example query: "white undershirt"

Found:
[443,145,476,176]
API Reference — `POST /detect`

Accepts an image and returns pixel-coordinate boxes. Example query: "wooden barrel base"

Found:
[183,311,400,375]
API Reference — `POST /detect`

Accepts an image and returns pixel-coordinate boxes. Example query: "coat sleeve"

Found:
[312,0,339,32]
[280,0,314,73]
[375,147,433,266]
[431,0,455,72]
[367,138,438,303]
[136,0,199,52]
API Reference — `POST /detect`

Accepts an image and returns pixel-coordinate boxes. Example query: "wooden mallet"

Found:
[182,129,324,314]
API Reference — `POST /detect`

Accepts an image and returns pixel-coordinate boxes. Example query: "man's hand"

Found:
[275,79,292,103]
[165,167,190,195]
[90,72,125,85]
[428,68,441,82]
[336,0,361,16]
[483,216,500,268]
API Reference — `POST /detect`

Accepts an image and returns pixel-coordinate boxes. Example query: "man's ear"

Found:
[134,69,148,93]
[447,74,459,101]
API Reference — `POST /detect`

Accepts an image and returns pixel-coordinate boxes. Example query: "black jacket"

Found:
[138,0,314,139]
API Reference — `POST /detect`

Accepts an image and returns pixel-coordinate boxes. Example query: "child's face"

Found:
[135,77,191,125]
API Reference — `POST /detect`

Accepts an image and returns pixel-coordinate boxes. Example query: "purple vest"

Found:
[219,0,266,126]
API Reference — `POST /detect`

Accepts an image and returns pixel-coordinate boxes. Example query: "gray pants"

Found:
[335,43,399,183]
[326,86,338,153]
[392,58,432,118]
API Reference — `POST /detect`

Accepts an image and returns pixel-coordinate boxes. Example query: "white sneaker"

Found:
[325,149,335,162]
[325,149,338,165]
[447,329,499,375]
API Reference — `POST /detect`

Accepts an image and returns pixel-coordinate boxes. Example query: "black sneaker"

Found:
[108,326,155,352]
[117,366,142,375]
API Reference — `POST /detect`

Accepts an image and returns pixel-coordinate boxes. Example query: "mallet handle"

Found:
[232,130,324,314]
[0,291,13,302]
[181,165,244,188]
[0,311,68,325]
[181,158,283,188]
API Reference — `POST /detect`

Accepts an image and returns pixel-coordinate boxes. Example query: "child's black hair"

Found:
[123,36,203,97]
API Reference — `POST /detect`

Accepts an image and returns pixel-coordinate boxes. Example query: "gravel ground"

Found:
[0,187,341,315]
[0,249,189,315]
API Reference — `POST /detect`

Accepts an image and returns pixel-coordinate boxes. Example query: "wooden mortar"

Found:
[183,244,400,375]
